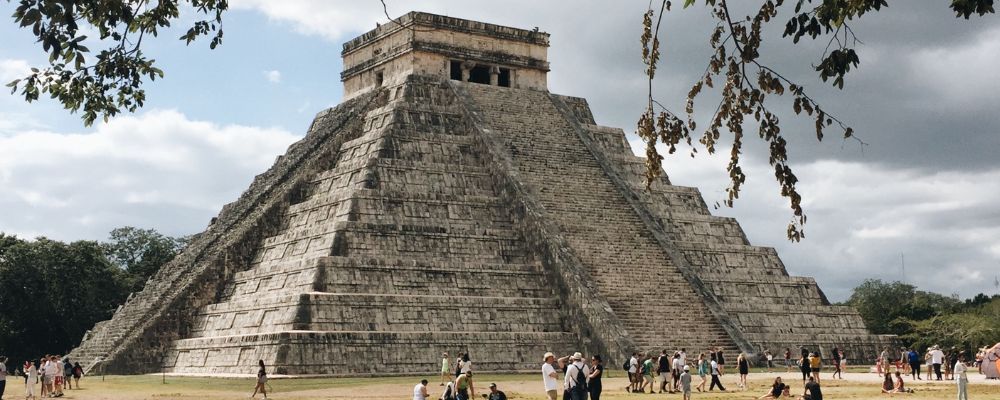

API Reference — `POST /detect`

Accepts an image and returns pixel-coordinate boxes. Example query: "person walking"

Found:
[251,359,268,399]
[587,355,603,400]
[696,353,708,392]
[61,358,72,390]
[931,345,945,380]
[716,348,726,376]
[737,353,750,390]
[831,347,842,380]
[441,352,450,386]
[0,356,8,400]
[808,352,821,383]
[656,350,671,393]
[414,379,430,400]
[626,352,639,393]
[709,357,725,391]
[799,349,811,384]
[71,363,82,390]
[541,352,559,400]
[640,353,654,393]
[955,354,969,400]
[671,352,683,392]
[679,365,692,400]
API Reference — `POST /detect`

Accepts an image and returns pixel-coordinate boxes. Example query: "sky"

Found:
[1,1,998,302]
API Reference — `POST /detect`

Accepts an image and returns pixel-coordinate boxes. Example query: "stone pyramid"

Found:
[71,12,894,376]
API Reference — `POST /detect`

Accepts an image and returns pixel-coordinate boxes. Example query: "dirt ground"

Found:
[14,370,999,400]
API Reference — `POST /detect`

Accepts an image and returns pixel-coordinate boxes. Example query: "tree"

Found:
[102,226,187,292]
[5,0,227,125]
[639,0,995,240]
[844,279,918,334]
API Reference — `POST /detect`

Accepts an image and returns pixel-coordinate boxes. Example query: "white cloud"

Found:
[0,58,31,82]
[265,69,282,83]
[0,109,299,240]
[909,26,1000,109]
[230,0,385,41]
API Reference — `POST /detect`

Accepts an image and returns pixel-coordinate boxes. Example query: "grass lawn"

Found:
[24,369,998,399]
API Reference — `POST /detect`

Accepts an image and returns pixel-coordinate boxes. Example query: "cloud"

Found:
[230,0,385,41]
[0,109,300,241]
[0,58,31,82]
[908,26,1000,109]
[264,69,282,83]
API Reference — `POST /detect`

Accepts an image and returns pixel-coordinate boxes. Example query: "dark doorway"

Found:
[450,60,462,81]
[498,68,511,87]
[468,65,491,84]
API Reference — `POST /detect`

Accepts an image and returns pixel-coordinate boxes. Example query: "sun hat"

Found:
[572,352,583,360]
[544,352,555,361]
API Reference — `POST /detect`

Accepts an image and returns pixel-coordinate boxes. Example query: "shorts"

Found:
[659,372,669,380]
[55,376,64,385]
[43,376,54,384]
[683,389,691,395]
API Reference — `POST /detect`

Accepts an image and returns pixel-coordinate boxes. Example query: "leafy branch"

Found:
[638,0,993,241]
[5,0,228,126]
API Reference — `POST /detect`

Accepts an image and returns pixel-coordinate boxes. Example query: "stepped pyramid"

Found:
[71,12,894,376]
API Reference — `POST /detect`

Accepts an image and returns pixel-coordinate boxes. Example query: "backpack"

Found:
[570,364,588,393]
[623,359,630,371]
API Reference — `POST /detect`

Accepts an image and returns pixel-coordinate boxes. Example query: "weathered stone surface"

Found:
[71,12,893,376]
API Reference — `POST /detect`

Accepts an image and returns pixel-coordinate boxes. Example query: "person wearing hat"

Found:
[441,352,450,386]
[680,365,693,400]
[484,383,507,400]
[541,352,559,400]
[930,345,945,380]
[564,352,590,400]
[454,370,474,400]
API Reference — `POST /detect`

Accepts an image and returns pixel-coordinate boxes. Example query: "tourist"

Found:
[564,353,588,400]
[808,352,821,383]
[983,343,1000,379]
[441,352,450,386]
[799,349,811,384]
[900,348,909,374]
[454,353,464,378]
[716,348,726,376]
[24,360,37,400]
[485,383,506,400]
[907,348,920,380]
[656,350,671,393]
[709,356,725,391]
[671,352,683,392]
[587,355,603,400]
[930,345,945,380]
[924,350,933,380]
[62,358,72,390]
[955,354,968,400]
[679,365,692,400]
[52,355,64,397]
[460,353,472,375]
[798,375,822,400]
[251,359,268,399]
[737,353,749,390]
[413,379,430,400]
[764,350,773,372]
[946,348,959,380]
[626,352,639,393]
[641,353,654,393]
[679,348,687,367]
[441,380,456,400]
[38,358,48,398]
[696,353,708,392]
[878,347,890,377]
[830,348,841,380]
[757,376,788,399]
[454,370,474,400]
[43,356,57,397]
[0,355,6,400]
[542,352,558,400]
[71,362,82,390]
[838,349,847,374]
[785,348,793,372]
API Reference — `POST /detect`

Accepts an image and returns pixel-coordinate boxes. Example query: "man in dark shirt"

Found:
[657,350,672,393]
[486,383,507,400]
[799,375,822,400]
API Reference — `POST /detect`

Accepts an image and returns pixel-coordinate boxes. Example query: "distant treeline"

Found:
[843,279,1000,354]
[0,227,187,367]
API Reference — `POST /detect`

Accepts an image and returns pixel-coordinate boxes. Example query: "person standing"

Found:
[61,358,72,390]
[541,352,559,400]
[716,348,726,376]
[709,357,725,391]
[878,348,889,377]
[251,359,268,399]
[924,350,933,380]
[587,355,603,400]
[71,363,82,390]
[564,353,589,400]
[679,365,692,400]
[414,379,430,400]
[955,354,968,400]
[671,352,683,392]
[931,345,945,380]
[737,353,749,390]
[764,350,773,373]
[454,371,474,400]
[908,348,921,380]
[24,360,37,400]
[460,353,472,376]
[809,352,822,383]
[454,353,464,378]
[656,350,671,393]
[0,356,7,400]
[696,353,708,392]
[799,349,811,384]
[784,348,792,373]
[626,352,639,393]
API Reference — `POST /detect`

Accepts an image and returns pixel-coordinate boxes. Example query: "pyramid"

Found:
[71,12,895,376]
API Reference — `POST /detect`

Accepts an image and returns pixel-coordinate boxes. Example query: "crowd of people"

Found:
[0,354,84,399]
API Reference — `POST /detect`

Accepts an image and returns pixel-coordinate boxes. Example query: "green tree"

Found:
[844,279,918,334]
[0,235,130,366]
[102,226,187,292]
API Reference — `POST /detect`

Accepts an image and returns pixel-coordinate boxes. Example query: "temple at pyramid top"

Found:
[341,11,551,98]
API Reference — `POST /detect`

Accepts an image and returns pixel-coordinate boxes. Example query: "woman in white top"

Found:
[414,379,429,400]
[460,353,472,374]
[25,360,38,400]
[955,355,969,400]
